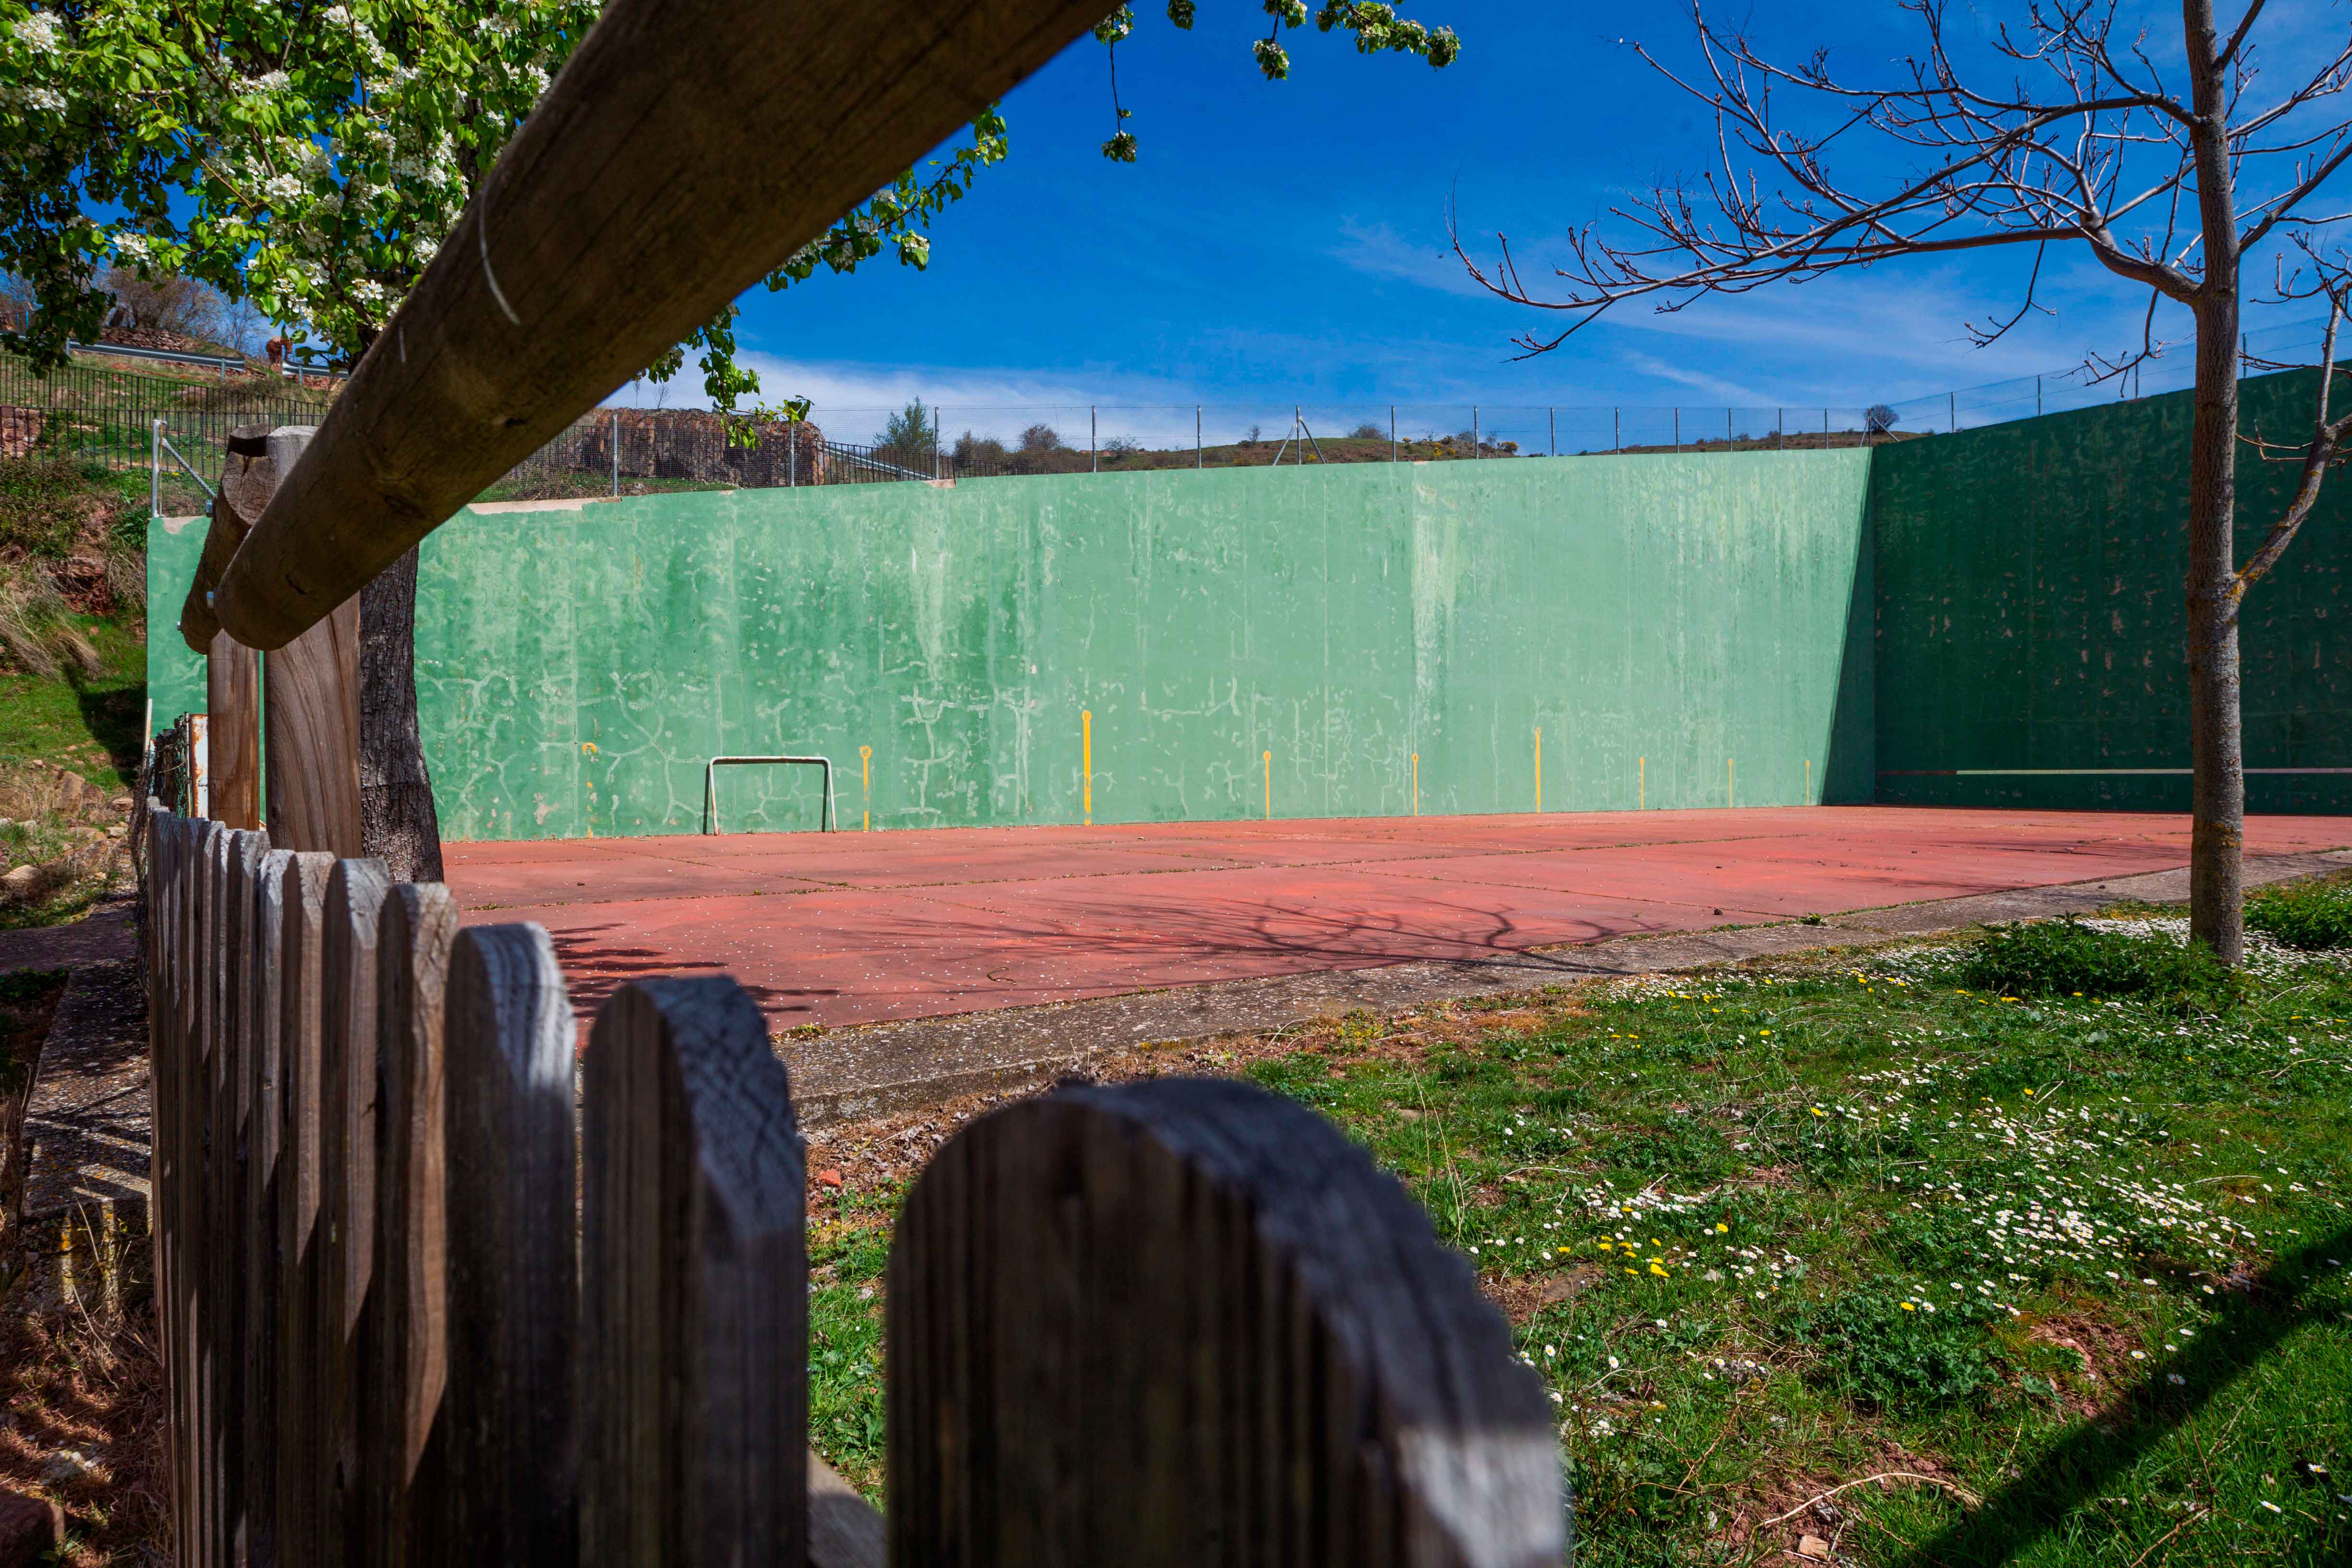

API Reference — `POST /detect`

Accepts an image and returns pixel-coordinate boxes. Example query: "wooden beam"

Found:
[205,629,261,829]
[180,427,275,654]
[212,0,1105,650]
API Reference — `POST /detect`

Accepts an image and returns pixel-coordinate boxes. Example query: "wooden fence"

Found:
[143,804,1567,1566]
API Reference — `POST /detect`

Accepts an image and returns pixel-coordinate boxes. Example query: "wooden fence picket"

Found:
[135,796,1565,1564]
[213,828,268,1567]
[581,977,807,1568]
[363,883,458,1568]
[273,852,337,1564]
[318,858,391,1567]
[888,1077,1568,1568]
[437,923,579,1567]
[243,847,293,1568]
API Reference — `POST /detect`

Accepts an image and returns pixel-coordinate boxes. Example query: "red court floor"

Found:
[446,808,2352,1030]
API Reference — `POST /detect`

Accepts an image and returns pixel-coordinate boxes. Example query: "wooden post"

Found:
[207,631,262,829]
[211,0,1110,651]
[229,426,364,859]
[581,977,806,1568]
[888,1078,1567,1566]
[264,594,365,858]
[318,858,391,1567]
[363,883,458,1568]
[437,924,579,1567]
[274,853,337,1565]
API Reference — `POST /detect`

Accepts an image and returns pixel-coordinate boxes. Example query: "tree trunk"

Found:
[2184,0,2243,963]
[358,546,446,882]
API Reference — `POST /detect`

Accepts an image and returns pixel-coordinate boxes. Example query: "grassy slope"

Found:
[0,611,146,794]
[803,911,2351,1565]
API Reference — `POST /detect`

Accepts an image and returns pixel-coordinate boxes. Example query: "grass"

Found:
[802,914,2352,1564]
[0,611,146,796]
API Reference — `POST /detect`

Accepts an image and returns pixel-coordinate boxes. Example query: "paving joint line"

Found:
[776,847,2352,1129]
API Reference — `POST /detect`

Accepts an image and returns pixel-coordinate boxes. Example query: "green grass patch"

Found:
[1959,918,2245,1010]
[2248,875,2352,953]
[802,920,2351,1560]
[0,609,146,793]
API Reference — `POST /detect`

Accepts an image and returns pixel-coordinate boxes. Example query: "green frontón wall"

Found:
[1869,367,2352,814]
[149,454,1879,839]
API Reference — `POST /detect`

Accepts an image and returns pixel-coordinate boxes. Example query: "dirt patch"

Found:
[1485,1264,1606,1324]
[2021,1312,2144,1414]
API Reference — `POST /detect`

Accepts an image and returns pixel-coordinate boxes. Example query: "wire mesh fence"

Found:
[7,313,2341,513]
[0,347,329,514]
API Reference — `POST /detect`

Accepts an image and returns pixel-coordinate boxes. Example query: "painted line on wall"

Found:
[1639,756,1645,812]
[1728,757,1735,808]
[1083,710,1093,824]
[1534,726,1543,813]
[1879,768,2352,777]
[1411,752,1420,817]
[1263,750,1273,821]
[860,744,872,832]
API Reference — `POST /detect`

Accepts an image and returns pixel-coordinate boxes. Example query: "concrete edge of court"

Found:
[778,848,2352,1128]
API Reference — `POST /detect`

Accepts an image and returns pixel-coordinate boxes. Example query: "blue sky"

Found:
[622,1,2352,447]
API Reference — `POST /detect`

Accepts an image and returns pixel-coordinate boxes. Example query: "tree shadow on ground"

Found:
[1894,1222,2352,1567]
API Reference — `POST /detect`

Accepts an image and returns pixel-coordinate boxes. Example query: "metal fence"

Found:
[8,312,2343,514]
[0,347,327,514]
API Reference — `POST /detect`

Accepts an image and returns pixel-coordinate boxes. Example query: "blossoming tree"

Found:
[0,0,1456,876]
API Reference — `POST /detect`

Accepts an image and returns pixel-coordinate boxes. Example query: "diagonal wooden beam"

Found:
[214,0,1106,650]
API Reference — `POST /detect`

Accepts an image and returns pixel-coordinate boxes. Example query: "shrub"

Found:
[951,431,1007,468]
[1959,919,2241,1010]
[1018,423,1061,453]
[1101,434,1144,456]
[2246,877,2352,951]
[1348,421,1384,441]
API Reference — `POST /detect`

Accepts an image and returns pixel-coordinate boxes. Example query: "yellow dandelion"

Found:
[1714,1222,1728,1233]
[1650,1264,1668,1276]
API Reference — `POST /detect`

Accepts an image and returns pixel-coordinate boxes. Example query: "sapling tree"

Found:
[0,0,1456,877]
[1457,0,2352,963]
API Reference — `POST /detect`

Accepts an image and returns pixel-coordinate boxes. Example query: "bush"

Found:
[1018,423,1061,453]
[1959,919,2241,1009]
[1348,421,1384,441]
[951,431,1007,469]
[2246,877,2352,951]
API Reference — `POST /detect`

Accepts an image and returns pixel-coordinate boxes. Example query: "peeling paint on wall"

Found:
[152,453,1878,840]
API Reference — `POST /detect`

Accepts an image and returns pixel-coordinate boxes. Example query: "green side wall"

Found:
[1868,368,2352,814]
[151,375,2345,841]
[147,514,210,736]
[400,456,1873,839]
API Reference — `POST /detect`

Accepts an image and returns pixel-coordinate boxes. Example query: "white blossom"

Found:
[13,11,61,53]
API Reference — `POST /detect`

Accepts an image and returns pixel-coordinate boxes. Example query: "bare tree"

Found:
[1458,0,2352,963]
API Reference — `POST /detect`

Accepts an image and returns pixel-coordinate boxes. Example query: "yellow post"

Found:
[1639,756,1645,811]
[1411,752,1419,816]
[1805,758,1811,802]
[1262,749,1272,820]
[1728,757,1735,808]
[1533,726,1542,813]
[1082,710,1093,824]
[860,744,872,831]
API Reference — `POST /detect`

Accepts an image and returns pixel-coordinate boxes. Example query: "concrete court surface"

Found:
[447,806,2352,1033]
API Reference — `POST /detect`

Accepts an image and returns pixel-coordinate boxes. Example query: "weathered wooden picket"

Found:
[143,804,1567,1566]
